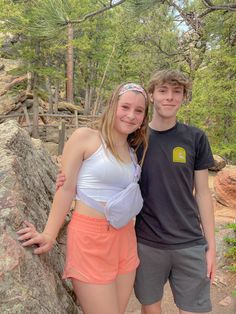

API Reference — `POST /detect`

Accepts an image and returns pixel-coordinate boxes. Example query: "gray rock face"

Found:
[0,120,77,314]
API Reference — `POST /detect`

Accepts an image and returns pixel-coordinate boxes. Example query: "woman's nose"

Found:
[127,111,135,119]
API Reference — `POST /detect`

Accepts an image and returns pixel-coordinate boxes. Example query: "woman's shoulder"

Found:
[68,127,101,155]
[71,127,100,142]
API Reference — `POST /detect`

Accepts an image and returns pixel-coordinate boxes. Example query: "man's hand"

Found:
[56,173,66,190]
[206,248,216,284]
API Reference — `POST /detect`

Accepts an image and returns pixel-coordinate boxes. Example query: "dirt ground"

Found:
[125,201,236,314]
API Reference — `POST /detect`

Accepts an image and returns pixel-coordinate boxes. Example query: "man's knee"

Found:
[141,301,161,314]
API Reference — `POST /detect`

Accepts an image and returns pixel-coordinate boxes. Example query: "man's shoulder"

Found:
[178,122,204,133]
[177,122,205,138]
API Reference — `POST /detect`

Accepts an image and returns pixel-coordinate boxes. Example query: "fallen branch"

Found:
[0,75,28,97]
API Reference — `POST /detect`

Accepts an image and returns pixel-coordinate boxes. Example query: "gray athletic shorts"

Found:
[134,243,212,313]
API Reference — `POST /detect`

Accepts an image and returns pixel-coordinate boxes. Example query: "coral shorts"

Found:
[63,211,139,284]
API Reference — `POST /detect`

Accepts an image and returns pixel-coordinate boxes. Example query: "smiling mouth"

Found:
[162,105,176,108]
[122,122,136,127]
[126,123,136,126]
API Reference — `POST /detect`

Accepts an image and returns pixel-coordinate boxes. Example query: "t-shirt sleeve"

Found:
[195,132,214,170]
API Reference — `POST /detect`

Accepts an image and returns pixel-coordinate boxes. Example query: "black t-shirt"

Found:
[135,122,214,249]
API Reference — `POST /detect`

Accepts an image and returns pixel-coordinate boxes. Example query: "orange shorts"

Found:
[63,211,139,284]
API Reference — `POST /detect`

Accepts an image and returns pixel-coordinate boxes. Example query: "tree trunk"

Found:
[84,81,91,115]
[46,77,53,113]
[84,85,94,115]
[26,71,33,92]
[66,22,74,104]
[32,42,40,139]
[32,72,39,138]
[93,36,117,115]
[54,79,59,113]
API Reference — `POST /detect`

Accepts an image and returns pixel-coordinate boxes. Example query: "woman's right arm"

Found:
[17,128,91,254]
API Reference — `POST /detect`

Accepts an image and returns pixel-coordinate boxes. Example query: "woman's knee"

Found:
[72,279,120,314]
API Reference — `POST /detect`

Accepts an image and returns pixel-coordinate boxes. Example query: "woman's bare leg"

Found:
[72,279,119,314]
[116,270,136,314]
[72,270,135,314]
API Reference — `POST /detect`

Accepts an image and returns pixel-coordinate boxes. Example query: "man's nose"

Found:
[166,91,174,100]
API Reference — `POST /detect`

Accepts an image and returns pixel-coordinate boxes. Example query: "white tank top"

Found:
[76,144,135,202]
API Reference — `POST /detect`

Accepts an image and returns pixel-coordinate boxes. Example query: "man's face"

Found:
[150,83,184,120]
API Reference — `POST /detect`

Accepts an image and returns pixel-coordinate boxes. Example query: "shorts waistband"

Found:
[69,211,132,233]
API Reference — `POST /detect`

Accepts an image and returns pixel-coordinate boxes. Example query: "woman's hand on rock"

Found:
[17,221,55,254]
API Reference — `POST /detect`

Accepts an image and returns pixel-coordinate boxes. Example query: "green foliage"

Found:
[9,81,27,95]
[225,246,236,260]
[224,237,236,246]
[178,43,236,163]
[224,223,236,273]
[0,0,235,163]
[226,223,236,231]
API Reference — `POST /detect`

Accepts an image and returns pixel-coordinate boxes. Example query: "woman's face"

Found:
[114,91,146,136]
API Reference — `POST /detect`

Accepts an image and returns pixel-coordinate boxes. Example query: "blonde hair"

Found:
[148,69,192,100]
[97,83,149,165]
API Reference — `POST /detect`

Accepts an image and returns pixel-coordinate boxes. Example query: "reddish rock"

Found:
[214,167,236,208]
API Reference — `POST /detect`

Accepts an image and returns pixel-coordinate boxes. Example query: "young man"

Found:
[134,69,216,314]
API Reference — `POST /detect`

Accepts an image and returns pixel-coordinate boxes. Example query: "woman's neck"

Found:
[112,131,129,148]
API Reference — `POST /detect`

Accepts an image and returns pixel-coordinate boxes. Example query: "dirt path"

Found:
[125,205,236,314]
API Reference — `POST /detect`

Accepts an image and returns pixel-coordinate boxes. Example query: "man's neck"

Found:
[149,116,177,132]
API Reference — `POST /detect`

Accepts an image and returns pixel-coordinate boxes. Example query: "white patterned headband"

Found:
[119,83,147,100]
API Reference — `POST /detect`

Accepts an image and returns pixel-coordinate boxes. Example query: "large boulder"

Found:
[209,154,227,172]
[214,166,236,209]
[0,120,77,313]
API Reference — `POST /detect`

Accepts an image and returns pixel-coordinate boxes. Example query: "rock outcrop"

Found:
[209,154,227,172]
[0,120,77,313]
[214,166,236,209]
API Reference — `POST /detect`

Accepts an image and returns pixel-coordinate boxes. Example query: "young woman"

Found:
[17,83,149,314]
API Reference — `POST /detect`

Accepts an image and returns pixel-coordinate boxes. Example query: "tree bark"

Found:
[54,79,59,113]
[66,22,74,104]
[93,36,117,115]
[32,42,40,139]
[45,77,54,113]
[32,73,40,138]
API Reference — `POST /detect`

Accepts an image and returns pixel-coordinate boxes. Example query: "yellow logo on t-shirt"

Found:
[173,147,186,163]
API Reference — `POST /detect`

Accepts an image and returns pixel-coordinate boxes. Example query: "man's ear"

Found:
[149,93,153,102]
